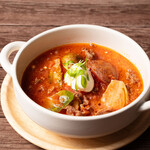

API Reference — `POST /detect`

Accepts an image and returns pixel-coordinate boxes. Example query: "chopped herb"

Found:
[57,90,74,101]
[77,58,87,68]
[81,64,87,70]
[76,69,85,76]
[86,73,89,81]
[51,106,62,112]
[63,60,74,70]
[81,76,87,88]
[64,59,90,91]
[67,68,77,77]
[65,59,88,78]
[75,79,78,90]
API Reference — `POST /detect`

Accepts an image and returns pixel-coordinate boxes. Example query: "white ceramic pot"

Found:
[0,25,150,138]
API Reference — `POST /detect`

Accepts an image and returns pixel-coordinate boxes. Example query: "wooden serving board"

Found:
[1,74,150,150]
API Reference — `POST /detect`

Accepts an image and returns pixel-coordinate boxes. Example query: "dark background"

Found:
[0,0,150,149]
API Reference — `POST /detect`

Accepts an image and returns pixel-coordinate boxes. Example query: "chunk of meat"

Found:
[74,92,83,101]
[72,99,80,110]
[65,104,91,116]
[126,69,139,84]
[65,94,92,116]
[73,93,89,107]
[101,80,129,111]
[82,95,89,105]
[72,92,83,110]
[65,106,82,116]
[125,69,141,95]
[82,48,95,60]
[49,59,62,87]
[87,60,118,83]
[80,96,91,116]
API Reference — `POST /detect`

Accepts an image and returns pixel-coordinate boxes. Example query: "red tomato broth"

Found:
[21,43,143,116]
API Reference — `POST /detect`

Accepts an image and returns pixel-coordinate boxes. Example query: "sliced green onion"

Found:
[51,106,62,112]
[86,73,89,81]
[81,64,87,70]
[75,79,78,91]
[81,76,87,88]
[67,68,76,77]
[65,59,88,78]
[48,90,74,112]
[57,90,74,101]
[76,69,85,76]
[63,60,74,70]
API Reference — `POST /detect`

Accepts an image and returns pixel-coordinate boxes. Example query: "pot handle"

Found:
[138,101,150,112]
[0,41,26,76]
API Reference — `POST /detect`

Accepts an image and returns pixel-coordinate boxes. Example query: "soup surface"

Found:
[22,43,143,116]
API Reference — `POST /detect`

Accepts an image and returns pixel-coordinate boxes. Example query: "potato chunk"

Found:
[101,80,129,111]
[49,59,62,87]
